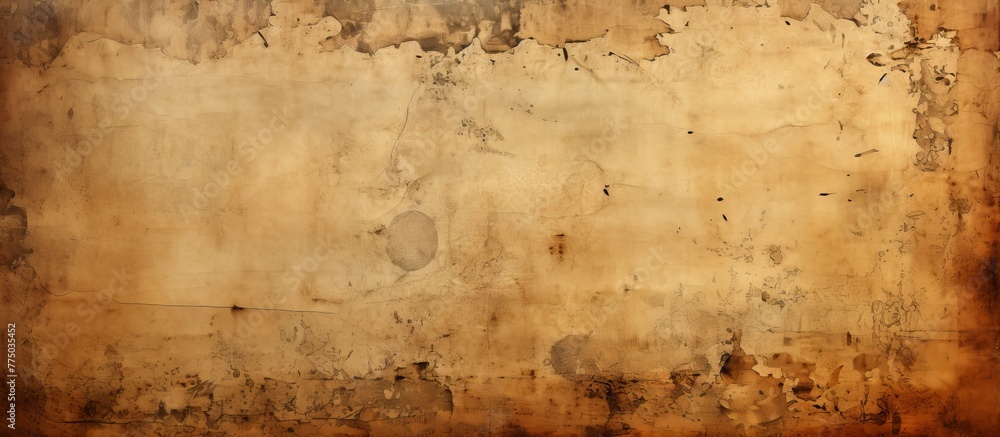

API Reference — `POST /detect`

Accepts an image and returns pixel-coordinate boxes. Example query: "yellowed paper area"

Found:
[1,0,999,435]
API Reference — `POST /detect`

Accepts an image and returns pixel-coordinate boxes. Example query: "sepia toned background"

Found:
[1,0,998,435]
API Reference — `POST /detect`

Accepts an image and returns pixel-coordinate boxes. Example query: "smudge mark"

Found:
[0,181,27,266]
[549,334,590,378]
[768,245,783,265]
[321,0,523,54]
[584,377,644,435]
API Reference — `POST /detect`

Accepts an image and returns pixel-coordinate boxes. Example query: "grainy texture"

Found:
[1,0,998,435]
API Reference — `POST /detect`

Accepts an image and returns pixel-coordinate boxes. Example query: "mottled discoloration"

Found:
[1,0,999,435]
[778,0,863,21]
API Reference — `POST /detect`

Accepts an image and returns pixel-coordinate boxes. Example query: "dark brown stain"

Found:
[548,233,566,260]
[768,353,817,400]
[0,181,27,266]
[584,377,644,435]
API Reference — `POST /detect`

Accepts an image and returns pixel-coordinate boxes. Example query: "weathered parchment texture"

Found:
[1,0,999,435]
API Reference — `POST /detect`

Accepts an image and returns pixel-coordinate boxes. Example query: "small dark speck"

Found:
[231,305,244,311]
[819,193,833,196]
[687,131,694,134]
[603,188,609,196]
[717,197,723,202]
[879,73,887,83]
[574,67,579,71]
[785,21,791,25]
[722,214,728,222]
[67,108,74,119]
[257,31,268,48]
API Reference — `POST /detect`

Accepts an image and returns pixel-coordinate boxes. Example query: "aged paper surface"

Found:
[1,0,998,435]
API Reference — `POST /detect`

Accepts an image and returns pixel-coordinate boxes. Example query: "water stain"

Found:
[386,210,438,272]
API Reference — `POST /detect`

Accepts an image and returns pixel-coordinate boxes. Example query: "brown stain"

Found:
[548,233,566,261]
[518,0,679,60]
[717,331,786,428]
[321,0,523,54]
[0,181,27,267]
[767,353,817,400]
[386,210,438,272]
[779,0,863,22]
[0,0,274,66]
[898,0,1000,51]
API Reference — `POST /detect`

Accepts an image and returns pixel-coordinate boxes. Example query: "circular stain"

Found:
[386,211,438,271]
